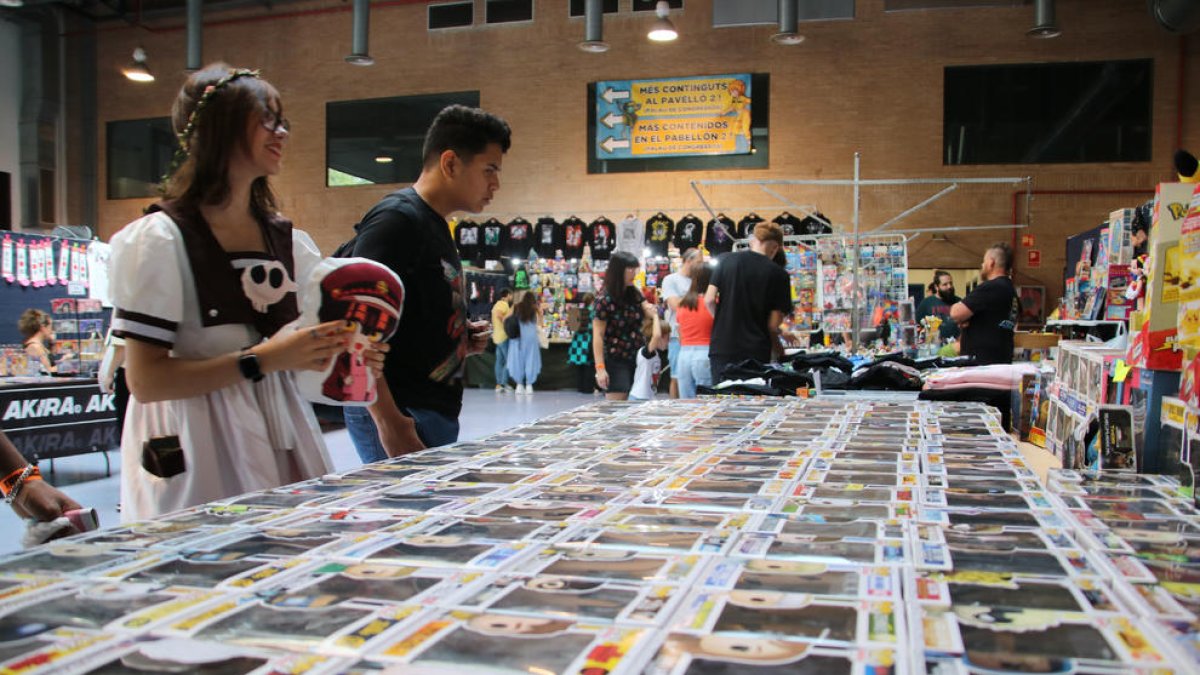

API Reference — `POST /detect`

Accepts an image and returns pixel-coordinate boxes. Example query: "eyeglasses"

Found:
[261,110,290,135]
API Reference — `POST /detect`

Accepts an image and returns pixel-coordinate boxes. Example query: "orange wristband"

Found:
[596,364,606,370]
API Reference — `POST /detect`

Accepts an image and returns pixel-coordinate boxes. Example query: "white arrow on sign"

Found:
[601,87,630,104]
[600,112,624,129]
[599,137,631,153]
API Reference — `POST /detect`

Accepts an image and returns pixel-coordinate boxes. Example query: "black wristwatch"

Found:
[238,351,265,383]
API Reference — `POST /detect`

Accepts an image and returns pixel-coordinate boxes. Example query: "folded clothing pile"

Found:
[922,363,1040,392]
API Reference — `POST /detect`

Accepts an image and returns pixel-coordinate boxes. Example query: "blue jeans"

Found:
[344,405,461,464]
[667,337,681,380]
[676,345,712,398]
[494,340,510,387]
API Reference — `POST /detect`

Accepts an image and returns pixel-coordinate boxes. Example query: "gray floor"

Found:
[0,389,601,556]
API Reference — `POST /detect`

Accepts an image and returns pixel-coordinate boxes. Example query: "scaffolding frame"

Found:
[691,154,1033,343]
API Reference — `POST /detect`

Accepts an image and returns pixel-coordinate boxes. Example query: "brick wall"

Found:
[88,0,1198,302]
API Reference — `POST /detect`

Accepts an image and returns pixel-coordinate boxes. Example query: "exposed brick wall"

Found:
[87,0,1197,302]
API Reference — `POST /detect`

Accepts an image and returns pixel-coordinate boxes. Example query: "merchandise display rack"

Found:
[0,398,1196,673]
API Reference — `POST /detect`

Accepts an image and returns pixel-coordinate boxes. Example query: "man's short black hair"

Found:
[988,242,1014,273]
[422,104,512,168]
[498,288,513,299]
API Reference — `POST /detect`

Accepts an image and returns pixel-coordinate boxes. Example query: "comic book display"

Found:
[1,399,1197,673]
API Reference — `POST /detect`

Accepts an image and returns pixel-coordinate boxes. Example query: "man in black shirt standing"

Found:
[951,243,1019,365]
[705,222,794,384]
[341,105,512,461]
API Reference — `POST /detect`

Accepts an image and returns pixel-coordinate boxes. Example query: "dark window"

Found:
[326,91,481,188]
[886,0,1022,9]
[587,74,769,174]
[428,2,473,29]
[944,60,1153,165]
[486,0,533,24]
[106,117,175,199]
[633,0,683,10]
[569,0,619,17]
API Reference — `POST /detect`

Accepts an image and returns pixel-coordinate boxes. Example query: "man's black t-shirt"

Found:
[480,218,505,262]
[455,219,480,264]
[534,217,562,259]
[562,217,587,260]
[737,213,765,239]
[588,217,617,260]
[505,217,533,260]
[345,187,468,417]
[706,215,737,255]
[960,276,1018,365]
[772,212,803,237]
[674,215,704,252]
[709,250,793,362]
[645,212,674,257]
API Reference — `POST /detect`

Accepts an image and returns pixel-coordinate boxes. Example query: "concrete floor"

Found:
[0,389,601,556]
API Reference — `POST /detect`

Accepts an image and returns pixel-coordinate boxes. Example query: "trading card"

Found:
[192,602,374,650]
[0,542,133,577]
[957,620,1121,669]
[415,516,558,543]
[528,547,699,584]
[601,506,731,530]
[945,548,1068,578]
[0,583,177,635]
[677,591,861,644]
[381,611,645,675]
[266,562,448,609]
[562,526,717,554]
[681,477,766,495]
[780,502,901,522]
[66,638,275,675]
[526,484,630,505]
[941,530,1051,553]
[183,530,341,560]
[444,469,545,485]
[253,509,421,538]
[456,575,675,624]
[470,501,591,521]
[342,492,464,514]
[724,560,883,600]
[224,490,336,509]
[642,634,880,675]
[342,535,523,570]
[654,491,775,512]
[122,554,271,589]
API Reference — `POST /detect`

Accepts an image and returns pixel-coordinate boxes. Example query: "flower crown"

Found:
[159,68,262,191]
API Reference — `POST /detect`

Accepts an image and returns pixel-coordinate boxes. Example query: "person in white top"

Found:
[660,248,702,398]
[108,63,386,521]
[629,315,668,401]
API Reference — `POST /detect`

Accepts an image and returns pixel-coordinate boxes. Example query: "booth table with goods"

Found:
[0,397,1198,674]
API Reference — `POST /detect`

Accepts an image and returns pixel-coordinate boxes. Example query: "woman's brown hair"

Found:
[514,291,539,323]
[679,263,712,311]
[162,63,281,219]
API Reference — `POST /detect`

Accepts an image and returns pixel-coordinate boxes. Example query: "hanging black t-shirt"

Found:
[706,215,737,255]
[960,275,1019,365]
[588,216,617,260]
[343,187,468,417]
[709,250,793,362]
[562,216,587,260]
[674,214,705,252]
[533,217,562,259]
[455,219,481,264]
[480,218,505,262]
[772,212,803,237]
[644,212,675,257]
[505,217,533,260]
[799,212,833,235]
[737,213,765,239]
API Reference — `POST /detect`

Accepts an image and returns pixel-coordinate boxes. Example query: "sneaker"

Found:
[495,385,505,392]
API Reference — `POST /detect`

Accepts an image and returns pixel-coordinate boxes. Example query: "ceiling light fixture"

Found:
[647,1,677,42]
[122,47,155,83]
[374,155,393,163]
[771,0,805,45]
[1027,0,1061,38]
[578,0,609,53]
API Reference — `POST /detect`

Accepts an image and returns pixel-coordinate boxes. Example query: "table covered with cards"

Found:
[1,399,1198,674]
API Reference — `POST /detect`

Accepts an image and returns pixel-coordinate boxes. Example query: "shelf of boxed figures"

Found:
[1034,341,1179,475]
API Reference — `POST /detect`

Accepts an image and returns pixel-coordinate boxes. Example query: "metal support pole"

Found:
[186,0,201,71]
[851,152,861,346]
[871,184,959,233]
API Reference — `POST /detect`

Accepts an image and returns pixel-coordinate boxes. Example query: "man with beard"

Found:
[916,270,960,342]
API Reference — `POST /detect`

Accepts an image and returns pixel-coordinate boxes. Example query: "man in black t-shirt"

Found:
[951,243,1019,365]
[341,105,511,462]
[705,222,794,385]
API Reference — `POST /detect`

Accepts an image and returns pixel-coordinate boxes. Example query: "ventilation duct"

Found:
[771,0,804,44]
[579,0,608,52]
[1027,0,1060,38]
[1149,0,1200,34]
[345,0,373,66]
[186,0,201,70]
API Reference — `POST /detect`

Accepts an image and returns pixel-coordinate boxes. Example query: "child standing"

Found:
[629,314,668,401]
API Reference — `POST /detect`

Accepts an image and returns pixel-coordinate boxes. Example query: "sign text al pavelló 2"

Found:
[594,74,753,159]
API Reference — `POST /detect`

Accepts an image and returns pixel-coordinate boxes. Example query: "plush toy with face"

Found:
[293,257,404,406]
